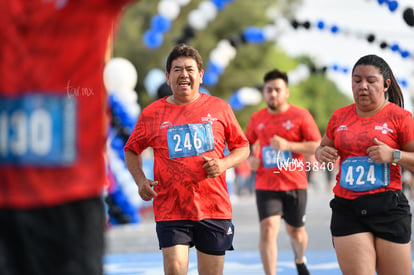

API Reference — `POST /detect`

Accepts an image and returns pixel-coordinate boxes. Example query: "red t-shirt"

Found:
[0,0,133,208]
[124,93,249,222]
[245,104,321,191]
[326,103,414,199]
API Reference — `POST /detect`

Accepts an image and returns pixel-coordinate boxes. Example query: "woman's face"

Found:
[352,64,389,112]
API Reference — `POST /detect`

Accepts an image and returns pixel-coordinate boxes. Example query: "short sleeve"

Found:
[301,110,321,141]
[124,113,149,155]
[222,103,249,151]
[245,113,258,145]
[399,113,414,145]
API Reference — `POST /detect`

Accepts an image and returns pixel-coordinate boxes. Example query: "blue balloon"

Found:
[211,0,226,10]
[151,14,171,33]
[108,93,117,108]
[400,50,411,58]
[399,78,408,88]
[377,0,386,5]
[143,30,163,49]
[228,92,245,111]
[330,25,339,34]
[110,188,141,224]
[390,43,399,52]
[316,20,325,30]
[203,70,219,86]
[243,26,266,43]
[111,136,124,151]
[388,1,398,12]
[208,60,225,75]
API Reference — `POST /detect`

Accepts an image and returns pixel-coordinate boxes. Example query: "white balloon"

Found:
[198,1,218,22]
[108,152,123,171]
[209,48,231,68]
[217,39,237,59]
[288,64,310,85]
[174,0,191,6]
[274,17,290,35]
[237,87,262,105]
[104,58,138,94]
[188,10,208,30]
[117,89,138,104]
[158,0,180,20]
[263,25,278,41]
[265,6,280,21]
[144,68,166,98]
[125,103,141,118]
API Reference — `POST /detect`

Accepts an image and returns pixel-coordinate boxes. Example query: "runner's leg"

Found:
[259,215,281,275]
[162,244,190,275]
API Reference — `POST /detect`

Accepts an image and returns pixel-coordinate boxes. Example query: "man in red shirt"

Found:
[246,69,321,275]
[124,44,249,275]
[0,1,134,274]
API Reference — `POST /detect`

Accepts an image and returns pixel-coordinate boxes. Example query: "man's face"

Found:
[166,56,203,103]
[263,78,289,111]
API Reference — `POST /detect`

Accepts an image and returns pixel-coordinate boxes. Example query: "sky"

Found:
[276,0,414,112]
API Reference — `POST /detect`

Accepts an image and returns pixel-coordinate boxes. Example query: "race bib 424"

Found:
[340,156,390,192]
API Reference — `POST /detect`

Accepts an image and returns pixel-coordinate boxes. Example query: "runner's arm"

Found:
[124,150,158,201]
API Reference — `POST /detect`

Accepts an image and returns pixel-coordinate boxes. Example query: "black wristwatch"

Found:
[392,149,401,166]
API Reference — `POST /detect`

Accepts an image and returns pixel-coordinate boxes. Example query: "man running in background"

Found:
[246,69,321,275]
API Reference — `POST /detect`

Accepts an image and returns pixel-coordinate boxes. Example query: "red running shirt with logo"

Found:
[245,104,321,191]
[124,93,249,222]
[326,103,414,199]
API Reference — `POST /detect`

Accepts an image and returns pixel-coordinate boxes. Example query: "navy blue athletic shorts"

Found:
[255,189,307,227]
[156,219,234,255]
[0,197,105,275]
[330,190,412,243]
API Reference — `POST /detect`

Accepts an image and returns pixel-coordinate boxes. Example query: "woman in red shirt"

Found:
[316,54,414,275]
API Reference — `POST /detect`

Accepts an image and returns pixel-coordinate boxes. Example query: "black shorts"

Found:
[156,219,234,256]
[330,190,412,243]
[255,189,307,227]
[0,197,105,275]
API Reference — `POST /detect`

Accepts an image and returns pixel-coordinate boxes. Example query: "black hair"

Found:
[263,69,288,85]
[352,54,404,108]
[165,43,203,73]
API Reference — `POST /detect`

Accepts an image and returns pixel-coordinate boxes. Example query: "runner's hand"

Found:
[270,135,289,151]
[138,179,158,201]
[249,156,260,171]
[316,146,338,164]
[366,138,393,163]
[202,156,225,178]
